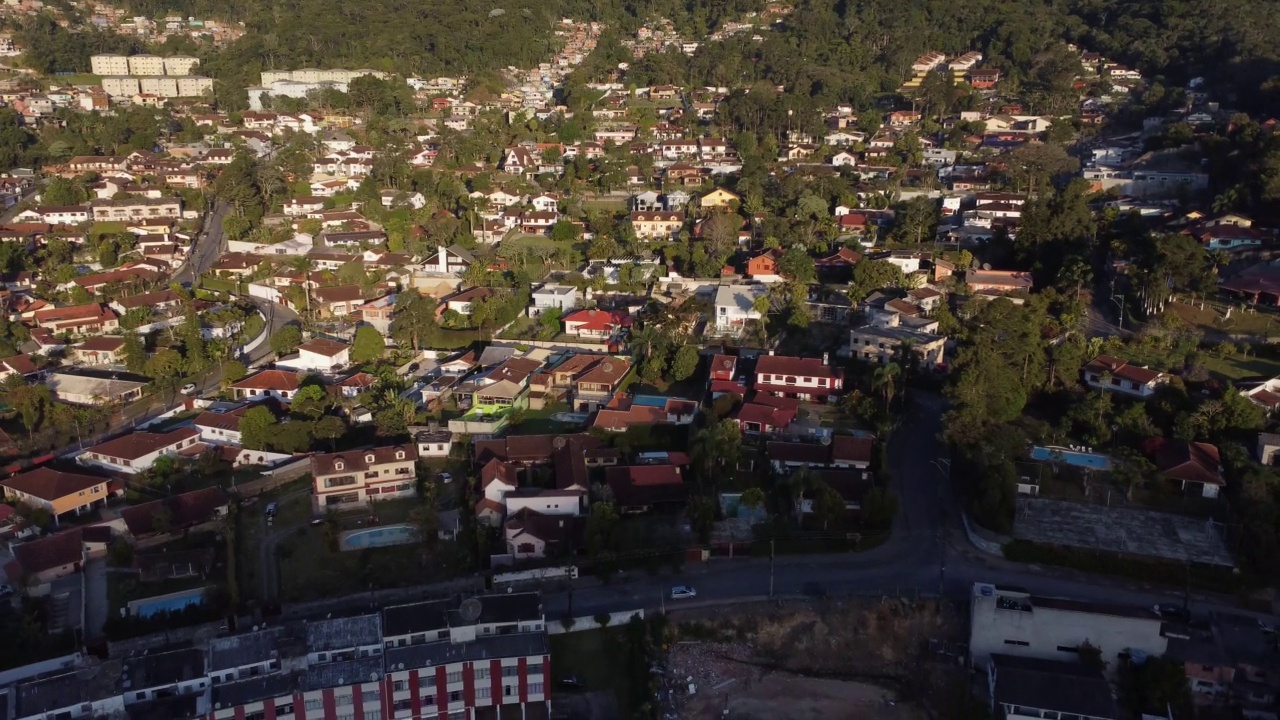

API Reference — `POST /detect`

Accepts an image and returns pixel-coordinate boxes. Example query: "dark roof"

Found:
[125,692,202,720]
[384,632,547,673]
[816,470,873,506]
[466,592,542,626]
[210,672,302,709]
[1146,438,1224,487]
[311,444,417,476]
[832,435,874,465]
[1,466,110,502]
[306,613,382,652]
[84,426,199,461]
[989,654,1119,719]
[383,599,451,638]
[208,627,288,672]
[755,355,842,380]
[11,529,82,577]
[766,441,831,465]
[120,487,228,536]
[122,646,207,690]
[605,465,687,508]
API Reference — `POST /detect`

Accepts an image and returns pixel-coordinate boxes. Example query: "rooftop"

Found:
[84,426,199,461]
[384,632,547,671]
[306,613,382,653]
[990,654,1119,719]
[122,646,206,691]
[1,466,110,502]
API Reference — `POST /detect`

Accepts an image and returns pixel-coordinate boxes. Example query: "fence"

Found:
[231,458,312,497]
[489,338,612,352]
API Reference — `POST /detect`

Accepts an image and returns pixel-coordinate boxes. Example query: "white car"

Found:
[180,383,197,395]
[438,472,453,484]
[670,585,697,600]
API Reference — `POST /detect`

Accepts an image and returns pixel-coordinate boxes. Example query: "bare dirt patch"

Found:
[663,598,969,720]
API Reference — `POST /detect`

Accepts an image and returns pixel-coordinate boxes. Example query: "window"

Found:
[419,675,434,688]
[335,461,344,471]
[393,699,412,712]
[366,711,382,720]
[422,695,435,706]
[396,451,405,459]
[501,666,520,677]
[366,454,375,463]
[1057,646,1079,653]
[447,670,463,684]
[393,680,408,692]
[246,712,265,720]
[1003,640,1030,647]
[476,687,491,699]
[504,686,513,697]
[529,682,544,695]
[335,693,353,706]
[363,690,379,703]
[305,699,323,711]
[276,703,293,716]
[475,667,490,680]
[449,691,461,703]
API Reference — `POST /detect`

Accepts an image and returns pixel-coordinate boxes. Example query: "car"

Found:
[0,584,15,599]
[265,502,279,517]
[310,517,325,527]
[180,383,197,395]
[670,585,697,600]
[438,472,453,484]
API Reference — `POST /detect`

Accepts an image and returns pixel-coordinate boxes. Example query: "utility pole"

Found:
[769,538,775,599]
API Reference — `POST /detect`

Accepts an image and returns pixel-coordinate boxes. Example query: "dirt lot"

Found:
[664,598,967,720]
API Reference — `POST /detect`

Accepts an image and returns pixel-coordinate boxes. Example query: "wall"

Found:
[490,338,611,352]
[548,609,644,635]
[232,458,312,497]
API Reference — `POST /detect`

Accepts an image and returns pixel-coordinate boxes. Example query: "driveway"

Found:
[46,573,83,636]
[83,557,108,641]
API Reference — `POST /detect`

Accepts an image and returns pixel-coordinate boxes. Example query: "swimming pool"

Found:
[632,394,669,407]
[129,588,206,618]
[340,524,419,551]
[1030,445,1112,471]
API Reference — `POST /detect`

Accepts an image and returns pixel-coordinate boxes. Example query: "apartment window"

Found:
[393,680,408,692]
[246,712,265,720]
[529,682,544,695]
[335,693,353,706]
[476,687,491,699]
[393,699,412,712]
[276,703,293,716]
[422,695,435,706]
[366,710,382,720]
[1003,639,1030,647]
[475,667,490,680]
[418,675,434,689]
[501,666,519,678]
[449,691,461,703]
[447,670,463,684]
[363,690,379,703]
[336,714,354,720]
[304,699,323,711]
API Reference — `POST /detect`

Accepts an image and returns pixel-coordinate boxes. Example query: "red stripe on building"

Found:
[352,682,364,720]
[436,665,448,714]
[292,692,307,720]
[263,697,277,720]
[491,659,502,705]
[322,688,336,720]
[543,655,552,699]
[234,706,246,720]
[518,657,528,703]
[383,675,395,720]
[463,661,475,706]
[410,669,422,715]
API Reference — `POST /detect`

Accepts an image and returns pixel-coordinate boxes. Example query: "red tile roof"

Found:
[231,369,302,392]
[10,529,83,577]
[1,466,110,502]
[755,355,841,380]
[85,427,199,461]
[311,444,417,476]
[1083,355,1164,386]
[120,487,229,536]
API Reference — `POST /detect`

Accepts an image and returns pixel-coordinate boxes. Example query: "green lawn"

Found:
[89,221,127,237]
[52,73,102,86]
[509,402,580,435]
[1169,301,1280,337]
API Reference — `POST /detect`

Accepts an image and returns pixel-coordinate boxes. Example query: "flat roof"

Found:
[306,614,381,652]
[384,633,547,671]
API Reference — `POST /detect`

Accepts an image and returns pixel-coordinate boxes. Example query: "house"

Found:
[5,529,84,588]
[766,435,873,473]
[795,469,873,514]
[47,370,148,405]
[630,211,685,240]
[754,355,844,402]
[283,196,326,216]
[423,244,474,275]
[291,338,352,373]
[1164,611,1280,705]
[529,283,579,316]
[965,269,1033,294]
[987,655,1119,720]
[713,284,768,334]
[572,357,631,412]
[746,249,781,278]
[90,196,182,222]
[33,303,120,335]
[709,354,737,383]
[311,285,365,317]
[1082,355,1169,398]
[630,190,663,212]
[591,394,698,431]
[1145,438,1225,499]
[0,353,38,381]
[699,188,741,209]
[0,466,112,522]
[311,444,418,510]
[15,205,91,225]
[409,426,453,458]
[968,69,1001,88]
[474,433,619,495]
[735,395,800,436]
[119,487,229,538]
[79,426,203,474]
[72,336,127,365]
[605,465,687,513]
[230,369,303,400]
[503,507,583,558]
[562,309,627,340]
[848,324,947,368]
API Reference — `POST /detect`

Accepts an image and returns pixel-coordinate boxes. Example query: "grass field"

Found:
[51,73,102,86]
[550,626,646,713]
[1169,301,1280,337]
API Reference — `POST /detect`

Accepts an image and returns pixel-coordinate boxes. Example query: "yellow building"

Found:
[698,187,742,209]
[1,467,111,520]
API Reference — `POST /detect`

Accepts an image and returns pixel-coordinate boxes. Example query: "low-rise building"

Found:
[79,427,202,474]
[311,444,419,510]
[713,284,767,335]
[1082,355,1169,398]
[230,369,303,401]
[754,355,844,402]
[987,654,1119,720]
[0,466,112,522]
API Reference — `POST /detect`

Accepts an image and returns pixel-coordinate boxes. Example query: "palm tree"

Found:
[872,362,902,411]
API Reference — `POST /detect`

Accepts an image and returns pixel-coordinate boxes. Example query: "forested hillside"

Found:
[15,0,1280,117]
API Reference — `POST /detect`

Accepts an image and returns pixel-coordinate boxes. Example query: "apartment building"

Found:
[90,54,133,75]
[754,354,844,403]
[311,444,419,510]
[91,196,182,221]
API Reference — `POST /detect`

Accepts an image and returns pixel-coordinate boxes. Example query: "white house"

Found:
[283,337,352,373]
[1082,355,1169,399]
[713,284,768,334]
[529,284,579,316]
[79,427,203,474]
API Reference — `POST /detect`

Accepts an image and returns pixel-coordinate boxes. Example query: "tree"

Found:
[351,325,385,364]
[847,259,906,303]
[390,291,439,350]
[585,501,619,560]
[872,362,902,410]
[222,360,247,387]
[691,418,743,485]
[239,405,277,450]
[144,348,185,387]
[669,345,699,381]
[270,325,302,357]
[313,415,347,450]
[813,482,846,530]
[549,220,579,242]
[121,332,147,374]
[700,212,741,257]
[889,197,939,244]
[43,177,86,206]
[778,246,816,283]
[291,384,330,420]
[739,487,766,516]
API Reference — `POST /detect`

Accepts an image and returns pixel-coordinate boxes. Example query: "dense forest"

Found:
[12,0,1280,117]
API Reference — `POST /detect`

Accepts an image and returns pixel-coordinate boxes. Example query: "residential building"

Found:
[1145,438,1225,499]
[79,427,202,474]
[848,323,947,368]
[230,369,303,401]
[0,353,38,381]
[410,427,454,458]
[699,187,741,209]
[289,338,353,373]
[605,464,687,513]
[72,336,127,365]
[766,436,873,473]
[629,210,685,240]
[47,370,147,405]
[311,285,365,317]
[311,444,419,510]
[6,529,86,588]
[120,487,229,538]
[1082,355,1169,398]
[571,357,631,412]
[562,309,626,340]
[90,196,182,222]
[987,655,1119,720]
[754,355,844,402]
[0,466,112,521]
[968,583,1167,677]
[529,284,579,316]
[33,303,119,335]
[713,284,767,334]
[965,269,1033,294]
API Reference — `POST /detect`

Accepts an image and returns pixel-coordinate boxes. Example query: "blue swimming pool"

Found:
[1030,445,1112,471]
[340,524,419,551]
[130,588,206,618]
[633,394,669,407]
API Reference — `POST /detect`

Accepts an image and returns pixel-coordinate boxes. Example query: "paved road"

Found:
[173,199,229,285]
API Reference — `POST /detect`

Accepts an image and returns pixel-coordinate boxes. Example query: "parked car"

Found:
[265,502,279,517]
[438,472,453,484]
[670,585,697,600]
[180,382,197,395]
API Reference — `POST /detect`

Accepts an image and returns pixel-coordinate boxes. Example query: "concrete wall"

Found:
[548,609,644,635]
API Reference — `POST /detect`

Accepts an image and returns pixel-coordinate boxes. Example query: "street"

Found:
[173,199,230,285]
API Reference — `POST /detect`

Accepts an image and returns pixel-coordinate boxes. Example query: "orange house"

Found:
[747,250,781,277]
